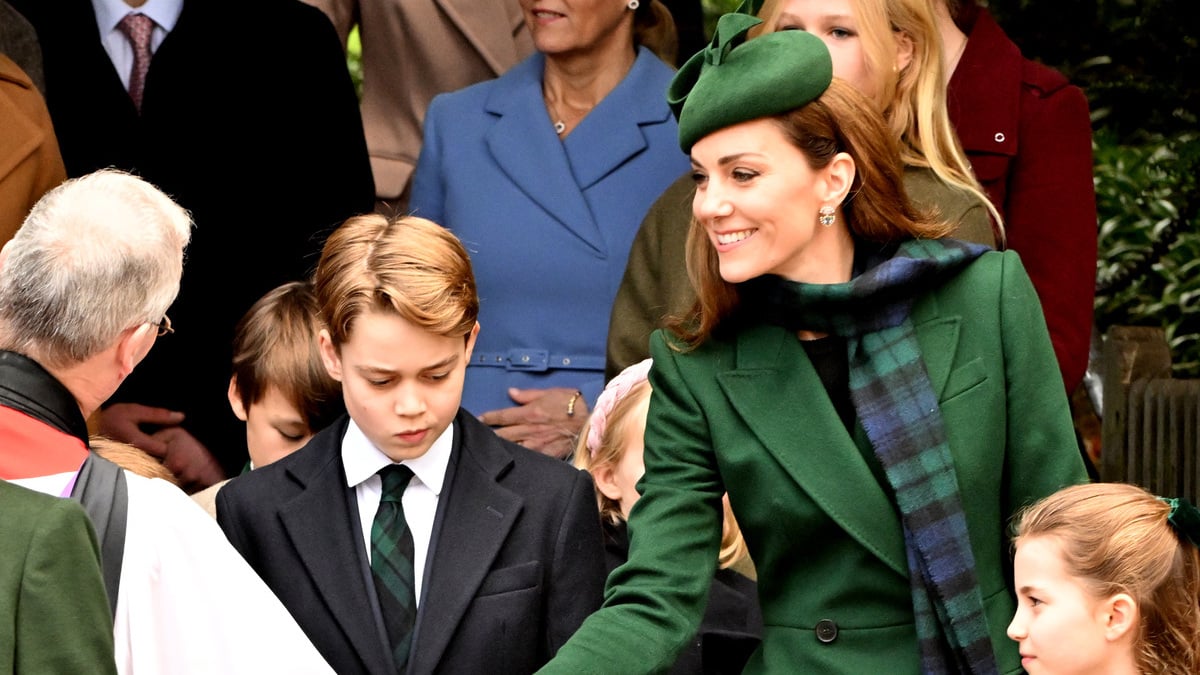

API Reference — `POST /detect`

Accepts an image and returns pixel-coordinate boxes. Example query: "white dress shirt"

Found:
[342,419,453,606]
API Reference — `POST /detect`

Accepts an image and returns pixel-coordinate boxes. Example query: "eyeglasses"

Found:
[153,314,174,337]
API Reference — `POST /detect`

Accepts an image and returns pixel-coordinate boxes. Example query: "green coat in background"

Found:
[605,167,997,379]
[0,479,116,674]
[544,250,1087,674]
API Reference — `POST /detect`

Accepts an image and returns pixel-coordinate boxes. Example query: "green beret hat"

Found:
[667,13,834,152]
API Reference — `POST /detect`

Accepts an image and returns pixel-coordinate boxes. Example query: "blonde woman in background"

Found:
[606,0,999,379]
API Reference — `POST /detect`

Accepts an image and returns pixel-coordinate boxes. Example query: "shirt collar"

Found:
[0,350,89,446]
[342,419,453,496]
[91,0,184,34]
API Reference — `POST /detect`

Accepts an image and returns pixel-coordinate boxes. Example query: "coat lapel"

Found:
[716,323,909,577]
[484,56,601,251]
[409,414,522,673]
[563,48,674,192]
[434,0,528,74]
[911,292,961,399]
[279,437,392,675]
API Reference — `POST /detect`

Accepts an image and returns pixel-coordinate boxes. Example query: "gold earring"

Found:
[818,206,836,227]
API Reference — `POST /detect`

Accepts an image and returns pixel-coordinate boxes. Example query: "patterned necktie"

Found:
[371,464,417,673]
[116,12,154,112]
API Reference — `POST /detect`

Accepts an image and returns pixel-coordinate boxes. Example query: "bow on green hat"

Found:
[667,12,834,152]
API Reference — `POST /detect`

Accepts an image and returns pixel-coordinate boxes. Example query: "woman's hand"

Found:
[478,387,589,460]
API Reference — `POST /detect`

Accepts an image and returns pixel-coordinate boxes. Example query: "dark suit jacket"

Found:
[11,0,375,473]
[546,251,1088,675]
[0,479,117,674]
[217,410,606,675]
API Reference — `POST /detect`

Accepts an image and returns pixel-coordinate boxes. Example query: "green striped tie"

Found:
[371,464,416,673]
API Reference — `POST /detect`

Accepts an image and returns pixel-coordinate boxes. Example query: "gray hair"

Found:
[0,169,192,367]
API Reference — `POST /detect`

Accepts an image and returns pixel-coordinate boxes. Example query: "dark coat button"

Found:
[815,619,838,644]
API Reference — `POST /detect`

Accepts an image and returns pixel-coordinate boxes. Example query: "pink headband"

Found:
[586,358,653,457]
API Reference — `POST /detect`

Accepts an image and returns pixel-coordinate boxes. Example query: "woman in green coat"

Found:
[540,15,1087,675]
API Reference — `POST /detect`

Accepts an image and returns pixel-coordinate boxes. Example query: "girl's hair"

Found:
[671,78,953,347]
[574,380,653,526]
[1013,483,1200,675]
[573,380,749,570]
[91,436,181,486]
[761,0,1003,240]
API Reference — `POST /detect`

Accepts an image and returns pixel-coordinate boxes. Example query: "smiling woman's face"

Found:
[690,118,840,284]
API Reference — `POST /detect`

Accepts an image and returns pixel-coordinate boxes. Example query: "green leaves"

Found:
[1094,130,1200,376]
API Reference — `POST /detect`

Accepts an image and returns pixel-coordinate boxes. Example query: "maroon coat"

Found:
[948,5,1096,392]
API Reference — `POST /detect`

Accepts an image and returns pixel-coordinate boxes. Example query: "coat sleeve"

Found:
[539,333,724,674]
[1003,82,1096,393]
[998,250,1089,520]
[408,95,448,226]
[604,172,695,381]
[17,497,117,675]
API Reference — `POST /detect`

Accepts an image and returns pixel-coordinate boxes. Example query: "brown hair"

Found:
[230,281,344,434]
[314,215,478,348]
[90,436,181,486]
[573,380,749,569]
[1014,483,1200,675]
[635,0,680,66]
[672,78,953,347]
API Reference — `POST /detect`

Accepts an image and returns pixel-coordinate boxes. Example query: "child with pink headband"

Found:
[574,358,762,674]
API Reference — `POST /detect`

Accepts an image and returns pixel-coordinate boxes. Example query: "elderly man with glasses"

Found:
[0,169,334,674]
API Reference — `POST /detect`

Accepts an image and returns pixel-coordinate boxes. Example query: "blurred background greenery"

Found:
[988,0,1198,377]
[346,0,1199,374]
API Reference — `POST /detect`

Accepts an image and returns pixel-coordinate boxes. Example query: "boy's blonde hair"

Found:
[314,215,478,347]
[231,281,343,433]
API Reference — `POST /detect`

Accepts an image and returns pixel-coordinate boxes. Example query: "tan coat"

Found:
[0,53,65,246]
[303,0,533,207]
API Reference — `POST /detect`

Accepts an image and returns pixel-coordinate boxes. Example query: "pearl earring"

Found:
[818,206,836,228]
[627,0,639,9]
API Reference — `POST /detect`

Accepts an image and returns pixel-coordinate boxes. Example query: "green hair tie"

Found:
[1158,496,1200,548]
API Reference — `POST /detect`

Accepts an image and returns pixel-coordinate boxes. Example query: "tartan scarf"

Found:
[743,238,998,675]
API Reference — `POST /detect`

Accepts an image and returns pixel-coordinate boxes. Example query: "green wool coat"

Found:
[0,479,116,674]
[544,250,1087,674]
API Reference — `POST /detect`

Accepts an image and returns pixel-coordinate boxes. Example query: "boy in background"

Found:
[216,215,605,674]
[193,281,344,517]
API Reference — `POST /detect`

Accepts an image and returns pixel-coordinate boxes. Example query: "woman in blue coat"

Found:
[410,0,690,458]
